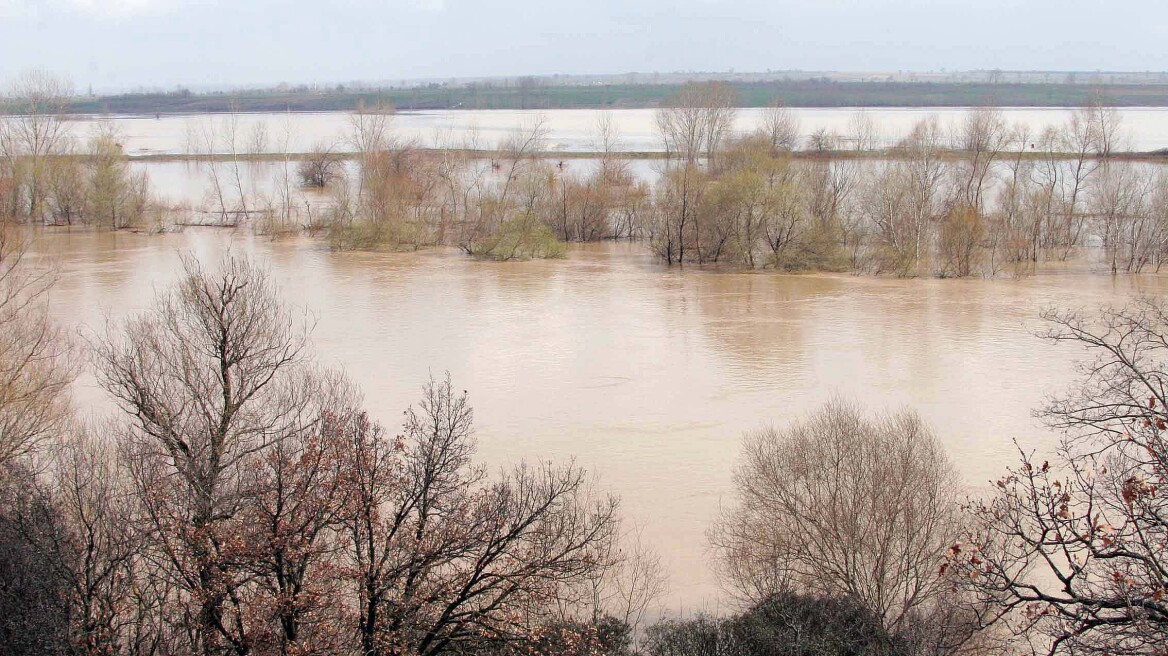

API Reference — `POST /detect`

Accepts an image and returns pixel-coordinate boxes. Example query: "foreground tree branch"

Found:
[960,298,1168,655]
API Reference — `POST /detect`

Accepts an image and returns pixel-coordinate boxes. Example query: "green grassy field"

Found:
[57,80,1168,115]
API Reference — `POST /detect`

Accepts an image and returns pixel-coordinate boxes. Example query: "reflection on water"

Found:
[26,230,1168,608]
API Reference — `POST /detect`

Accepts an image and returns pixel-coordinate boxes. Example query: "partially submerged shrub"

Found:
[769,220,850,272]
[297,142,343,188]
[327,215,430,251]
[468,212,566,261]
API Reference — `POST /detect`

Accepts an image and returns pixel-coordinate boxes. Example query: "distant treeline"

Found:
[51,80,1168,114]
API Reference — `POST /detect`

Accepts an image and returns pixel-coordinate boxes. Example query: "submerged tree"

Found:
[86,123,151,230]
[296,141,343,189]
[0,70,73,223]
[656,82,737,167]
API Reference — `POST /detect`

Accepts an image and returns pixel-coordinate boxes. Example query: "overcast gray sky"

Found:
[1,0,1164,91]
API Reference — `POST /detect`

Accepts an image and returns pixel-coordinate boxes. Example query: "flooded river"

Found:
[28,230,1168,609]
[64,106,1168,156]
[66,106,1166,211]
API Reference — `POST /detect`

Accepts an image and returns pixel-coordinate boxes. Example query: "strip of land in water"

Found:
[44,80,1168,115]
[118,148,1168,163]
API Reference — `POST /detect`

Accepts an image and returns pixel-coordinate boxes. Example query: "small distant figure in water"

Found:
[557,160,564,170]
[155,113,161,120]
[490,160,501,172]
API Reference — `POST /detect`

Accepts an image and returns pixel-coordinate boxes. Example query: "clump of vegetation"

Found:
[324,172,433,251]
[82,126,153,229]
[467,212,566,260]
[645,592,909,656]
[296,141,343,188]
[326,212,429,251]
[645,88,1164,279]
[0,72,161,229]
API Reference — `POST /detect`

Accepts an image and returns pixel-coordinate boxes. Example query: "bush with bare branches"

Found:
[710,400,979,654]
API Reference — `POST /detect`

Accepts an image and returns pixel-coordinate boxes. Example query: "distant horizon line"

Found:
[68,68,1168,97]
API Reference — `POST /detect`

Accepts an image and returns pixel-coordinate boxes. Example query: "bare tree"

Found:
[340,374,621,656]
[52,423,144,656]
[863,117,947,276]
[496,116,550,211]
[45,139,86,225]
[1045,102,1123,260]
[937,202,985,278]
[959,300,1168,655]
[349,100,396,211]
[848,110,881,152]
[455,117,550,253]
[435,125,488,247]
[558,521,668,652]
[1082,96,1125,158]
[803,127,838,153]
[862,161,917,276]
[987,122,1039,275]
[593,111,625,165]
[710,399,969,647]
[648,163,708,265]
[241,370,359,656]
[656,82,738,167]
[0,70,73,223]
[1025,126,1071,260]
[1091,162,1156,274]
[259,111,305,236]
[296,140,343,188]
[97,253,314,656]
[802,156,857,268]
[760,101,800,154]
[953,107,1009,213]
[0,227,72,466]
[187,113,240,225]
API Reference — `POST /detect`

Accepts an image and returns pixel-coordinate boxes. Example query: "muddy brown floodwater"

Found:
[26,229,1168,611]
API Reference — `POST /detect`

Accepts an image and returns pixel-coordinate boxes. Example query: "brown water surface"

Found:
[27,230,1168,610]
